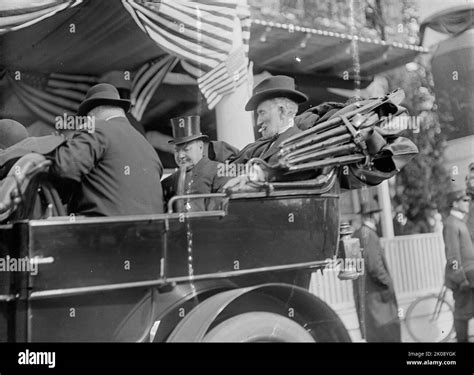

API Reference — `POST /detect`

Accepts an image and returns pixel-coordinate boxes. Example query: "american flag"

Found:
[197,45,248,109]
[6,56,178,127]
[7,71,97,125]
[122,0,250,109]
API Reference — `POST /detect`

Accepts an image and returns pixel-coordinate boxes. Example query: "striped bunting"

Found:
[123,0,250,109]
[122,0,235,73]
[0,0,82,35]
[131,55,179,121]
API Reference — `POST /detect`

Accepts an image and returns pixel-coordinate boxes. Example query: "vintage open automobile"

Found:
[0,153,362,342]
[0,91,420,342]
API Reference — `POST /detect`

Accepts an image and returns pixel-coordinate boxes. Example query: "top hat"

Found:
[245,75,308,111]
[0,119,28,149]
[168,116,209,145]
[359,199,382,215]
[77,83,131,116]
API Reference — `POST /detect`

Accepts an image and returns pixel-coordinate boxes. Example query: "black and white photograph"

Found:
[0,0,473,370]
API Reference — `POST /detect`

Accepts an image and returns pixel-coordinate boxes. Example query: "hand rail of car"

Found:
[167,193,227,214]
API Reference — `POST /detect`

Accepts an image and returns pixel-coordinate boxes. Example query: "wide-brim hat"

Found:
[77,83,131,116]
[359,200,382,215]
[168,115,209,145]
[0,119,28,149]
[245,75,308,111]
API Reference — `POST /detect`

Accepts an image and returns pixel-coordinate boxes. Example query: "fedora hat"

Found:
[359,199,381,215]
[0,119,28,149]
[168,116,209,145]
[77,83,131,116]
[245,75,308,111]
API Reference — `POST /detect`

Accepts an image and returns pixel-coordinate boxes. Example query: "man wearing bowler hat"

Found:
[46,83,164,216]
[162,116,230,212]
[352,199,401,342]
[229,75,308,166]
[443,189,474,342]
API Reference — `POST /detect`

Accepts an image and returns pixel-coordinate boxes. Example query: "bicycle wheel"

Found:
[405,294,455,342]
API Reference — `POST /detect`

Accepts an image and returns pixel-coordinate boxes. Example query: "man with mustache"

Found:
[162,116,231,212]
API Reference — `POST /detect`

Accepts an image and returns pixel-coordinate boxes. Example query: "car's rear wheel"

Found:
[166,284,351,342]
[202,311,315,342]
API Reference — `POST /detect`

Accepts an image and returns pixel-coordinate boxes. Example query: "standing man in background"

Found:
[443,189,474,342]
[353,199,401,342]
[465,162,474,243]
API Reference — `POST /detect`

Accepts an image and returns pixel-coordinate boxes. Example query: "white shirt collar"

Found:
[277,118,295,135]
[278,124,292,135]
[450,209,465,220]
[363,220,377,232]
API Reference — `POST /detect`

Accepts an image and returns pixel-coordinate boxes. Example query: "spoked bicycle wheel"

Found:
[405,293,455,342]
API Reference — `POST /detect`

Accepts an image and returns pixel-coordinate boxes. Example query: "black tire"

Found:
[405,294,455,342]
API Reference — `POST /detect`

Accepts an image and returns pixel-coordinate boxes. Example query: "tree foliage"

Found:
[384,62,452,226]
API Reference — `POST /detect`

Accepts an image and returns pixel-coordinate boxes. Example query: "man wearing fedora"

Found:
[229,75,308,166]
[46,83,164,216]
[443,189,474,342]
[352,199,401,342]
[162,115,230,212]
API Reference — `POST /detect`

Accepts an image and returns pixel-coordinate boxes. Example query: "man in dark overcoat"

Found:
[465,163,474,243]
[353,200,401,342]
[444,189,474,342]
[47,83,164,216]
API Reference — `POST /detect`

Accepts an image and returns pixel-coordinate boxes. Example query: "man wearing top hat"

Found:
[46,83,165,216]
[443,189,474,342]
[162,116,231,212]
[352,199,401,342]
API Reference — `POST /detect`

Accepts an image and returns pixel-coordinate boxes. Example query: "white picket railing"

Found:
[309,233,447,340]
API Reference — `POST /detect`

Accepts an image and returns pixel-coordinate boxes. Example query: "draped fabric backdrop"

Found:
[1,0,251,131]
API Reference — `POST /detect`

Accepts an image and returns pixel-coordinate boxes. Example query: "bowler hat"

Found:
[0,119,28,149]
[77,83,131,116]
[168,116,209,145]
[245,75,308,111]
[359,199,381,215]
